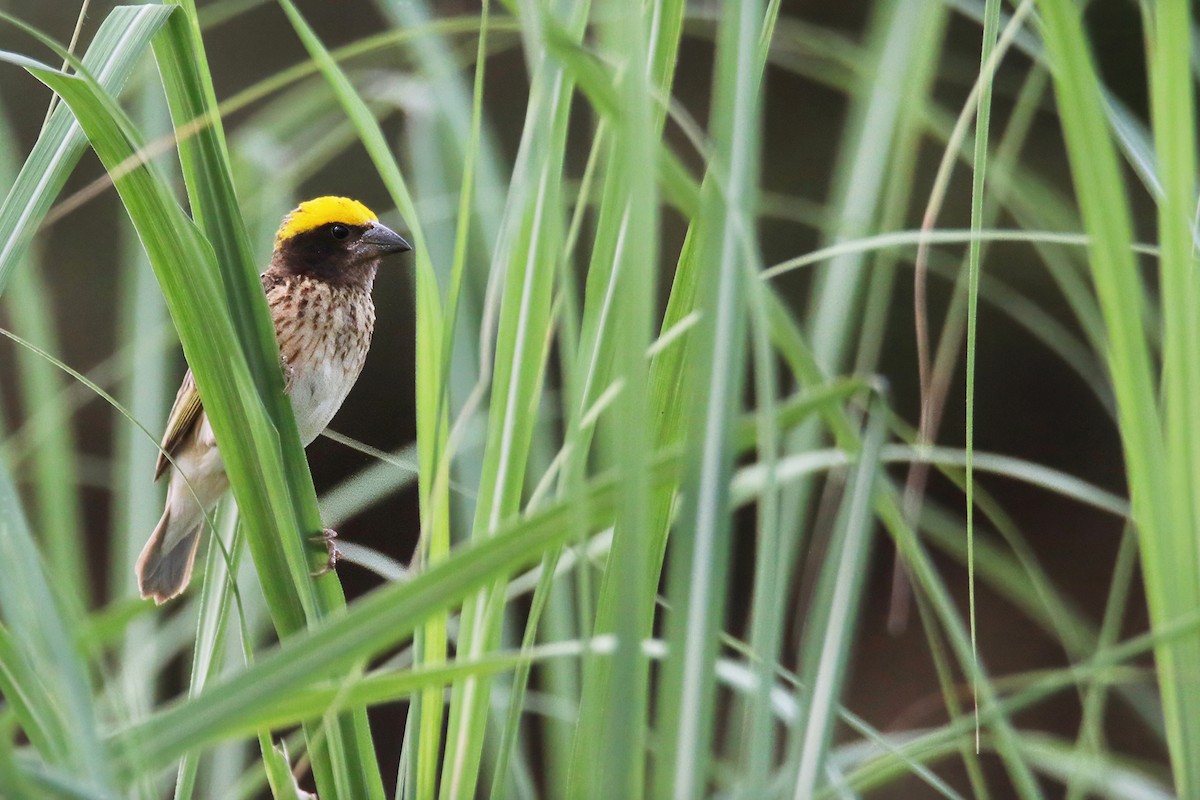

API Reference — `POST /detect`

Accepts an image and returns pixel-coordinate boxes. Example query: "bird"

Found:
[135,196,412,604]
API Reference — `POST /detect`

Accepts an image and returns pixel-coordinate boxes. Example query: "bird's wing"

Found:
[155,272,282,481]
[154,369,204,481]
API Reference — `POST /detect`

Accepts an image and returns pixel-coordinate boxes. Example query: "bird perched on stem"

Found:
[136,196,412,604]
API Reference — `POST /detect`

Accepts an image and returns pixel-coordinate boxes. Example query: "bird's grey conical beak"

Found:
[362,221,412,255]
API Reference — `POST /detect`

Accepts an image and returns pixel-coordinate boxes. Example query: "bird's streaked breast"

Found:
[269,276,375,445]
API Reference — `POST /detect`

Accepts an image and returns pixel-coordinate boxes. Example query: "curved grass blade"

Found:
[115,452,677,771]
[14,51,370,797]
[150,5,385,794]
[0,4,173,297]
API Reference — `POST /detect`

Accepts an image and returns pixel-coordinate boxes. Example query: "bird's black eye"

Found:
[330,224,350,240]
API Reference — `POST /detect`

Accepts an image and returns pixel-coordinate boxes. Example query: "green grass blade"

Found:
[107,71,175,800]
[150,6,385,794]
[0,108,88,608]
[16,52,368,797]
[654,0,762,794]
[269,5,446,795]
[1144,0,1200,793]
[150,4,314,627]
[0,442,114,790]
[373,0,504,791]
[0,4,173,297]
[544,4,685,790]
[789,401,885,795]
[440,2,586,794]
[964,0,1004,749]
[173,502,242,800]
[579,0,663,792]
[116,455,673,770]
[1035,0,1195,794]
[803,0,942,373]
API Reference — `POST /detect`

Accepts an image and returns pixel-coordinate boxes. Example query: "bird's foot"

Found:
[280,354,296,385]
[309,528,341,576]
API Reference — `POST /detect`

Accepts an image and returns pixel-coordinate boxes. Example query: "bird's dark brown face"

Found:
[273,219,412,286]
[269,197,411,288]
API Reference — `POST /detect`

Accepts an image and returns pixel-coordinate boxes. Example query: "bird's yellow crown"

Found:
[275,196,378,246]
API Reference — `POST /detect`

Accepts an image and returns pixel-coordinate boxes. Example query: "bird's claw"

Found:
[309,528,341,577]
[280,354,296,384]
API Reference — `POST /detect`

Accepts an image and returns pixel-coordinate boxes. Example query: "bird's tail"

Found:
[135,508,204,605]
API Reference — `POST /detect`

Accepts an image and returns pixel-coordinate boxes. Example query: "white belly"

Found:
[290,356,360,445]
[273,281,374,446]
